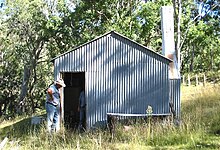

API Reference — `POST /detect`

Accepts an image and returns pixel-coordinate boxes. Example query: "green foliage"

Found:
[0,0,53,115]
[181,0,220,73]
[0,0,219,118]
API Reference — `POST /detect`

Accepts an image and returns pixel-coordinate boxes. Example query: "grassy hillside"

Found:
[0,84,220,149]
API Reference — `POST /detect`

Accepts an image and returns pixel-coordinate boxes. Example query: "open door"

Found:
[63,72,85,129]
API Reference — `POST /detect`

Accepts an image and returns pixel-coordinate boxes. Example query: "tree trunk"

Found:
[210,44,213,70]
[190,44,194,72]
[0,104,2,116]
[18,38,44,114]
[18,65,31,113]
[173,0,182,73]
[177,0,181,71]
[2,101,8,115]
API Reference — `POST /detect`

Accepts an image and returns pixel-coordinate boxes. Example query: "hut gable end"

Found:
[52,31,172,65]
[52,31,172,129]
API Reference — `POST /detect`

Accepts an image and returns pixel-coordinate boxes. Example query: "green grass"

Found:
[1,84,220,149]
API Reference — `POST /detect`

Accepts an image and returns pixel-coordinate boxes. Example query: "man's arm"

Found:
[47,88,53,101]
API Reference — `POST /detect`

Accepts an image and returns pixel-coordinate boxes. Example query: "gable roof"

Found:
[51,31,172,63]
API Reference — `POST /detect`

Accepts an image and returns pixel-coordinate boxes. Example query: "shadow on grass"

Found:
[0,114,46,139]
[185,140,220,149]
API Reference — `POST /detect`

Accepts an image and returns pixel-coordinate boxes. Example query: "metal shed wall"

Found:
[53,32,171,129]
[169,79,181,118]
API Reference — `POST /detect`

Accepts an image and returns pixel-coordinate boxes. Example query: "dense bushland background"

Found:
[0,0,219,149]
[0,0,219,116]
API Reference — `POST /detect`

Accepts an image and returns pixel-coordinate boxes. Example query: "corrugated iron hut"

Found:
[52,31,180,129]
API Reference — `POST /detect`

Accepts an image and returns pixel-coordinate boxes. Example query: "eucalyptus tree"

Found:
[58,0,173,52]
[0,0,54,114]
[180,0,220,73]
[0,21,22,116]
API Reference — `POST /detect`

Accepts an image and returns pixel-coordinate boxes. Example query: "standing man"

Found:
[78,88,86,130]
[45,78,66,133]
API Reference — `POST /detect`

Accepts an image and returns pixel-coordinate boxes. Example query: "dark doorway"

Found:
[63,72,85,129]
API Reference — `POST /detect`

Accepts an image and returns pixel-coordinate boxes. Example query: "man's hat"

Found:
[54,78,66,87]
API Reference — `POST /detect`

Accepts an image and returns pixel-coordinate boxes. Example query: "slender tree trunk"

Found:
[18,65,31,113]
[0,104,2,116]
[210,44,213,70]
[190,44,194,72]
[173,0,182,73]
[29,78,36,113]
[18,38,44,114]
[172,0,177,26]
[2,101,8,115]
[177,0,181,72]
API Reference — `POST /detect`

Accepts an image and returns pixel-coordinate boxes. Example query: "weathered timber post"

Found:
[203,74,206,86]
[182,75,185,85]
[188,74,191,86]
[196,74,198,86]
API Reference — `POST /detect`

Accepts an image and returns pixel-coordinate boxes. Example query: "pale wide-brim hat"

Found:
[54,78,66,87]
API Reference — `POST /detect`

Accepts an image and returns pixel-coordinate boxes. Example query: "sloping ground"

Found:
[0,84,220,149]
[181,84,220,135]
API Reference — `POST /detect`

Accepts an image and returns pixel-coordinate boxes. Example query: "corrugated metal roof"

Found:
[51,31,172,63]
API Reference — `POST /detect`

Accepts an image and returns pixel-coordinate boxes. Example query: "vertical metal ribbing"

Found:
[115,37,118,112]
[134,44,137,111]
[69,51,71,72]
[158,57,162,113]
[87,43,92,128]
[93,41,96,125]
[81,47,83,71]
[136,46,139,111]
[153,55,156,112]
[114,37,118,112]
[76,49,78,71]
[128,43,131,113]
[149,55,152,110]
[154,56,157,113]
[53,32,172,129]
[54,59,58,79]
[99,37,102,122]
[103,36,106,116]
[127,41,130,113]
[169,79,181,119]
[112,37,115,113]
[134,45,137,112]
[97,40,101,120]
[160,61,164,113]
[145,53,148,111]
[62,55,65,72]
[76,47,78,71]
[108,35,112,113]
[119,38,122,112]
[84,46,86,71]
[142,53,145,112]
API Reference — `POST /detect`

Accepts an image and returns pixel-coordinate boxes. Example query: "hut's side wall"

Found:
[169,79,181,118]
[54,33,170,129]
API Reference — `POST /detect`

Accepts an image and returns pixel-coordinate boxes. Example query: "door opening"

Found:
[63,72,85,129]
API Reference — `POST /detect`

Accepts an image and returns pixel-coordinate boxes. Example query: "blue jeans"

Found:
[45,103,60,132]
